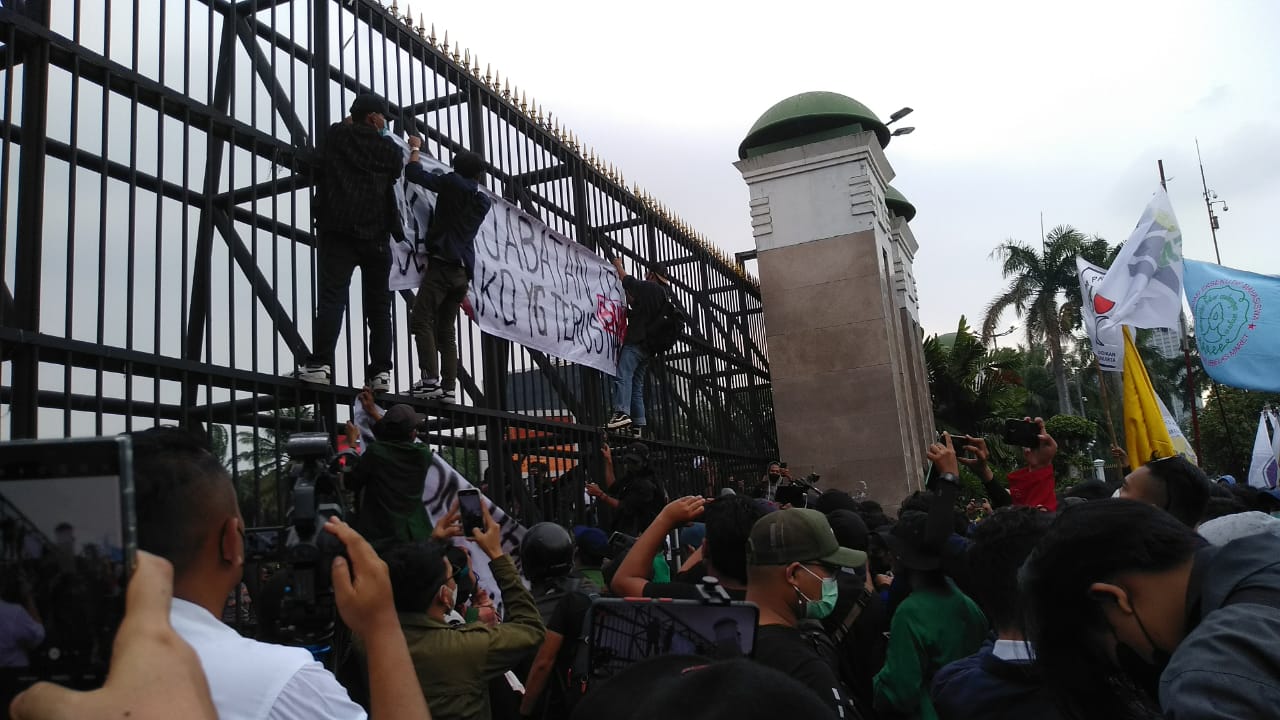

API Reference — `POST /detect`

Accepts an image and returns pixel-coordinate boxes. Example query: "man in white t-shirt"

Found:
[129,427,430,720]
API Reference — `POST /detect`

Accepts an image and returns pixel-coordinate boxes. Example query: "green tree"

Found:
[924,316,1026,435]
[233,405,315,527]
[982,226,1110,415]
[1199,386,1280,478]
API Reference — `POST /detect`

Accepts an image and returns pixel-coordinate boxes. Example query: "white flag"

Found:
[1155,393,1196,465]
[1271,411,1280,474]
[1247,412,1278,489]
[1077,257,1125,371]
[1093,188,1184,334]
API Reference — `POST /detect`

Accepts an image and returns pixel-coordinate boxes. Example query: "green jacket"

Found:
[347,440,432,549]
[400,555,546,720]
[873,579,987,720]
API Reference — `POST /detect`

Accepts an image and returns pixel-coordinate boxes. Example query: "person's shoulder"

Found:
[932,649,988,698]
[1167,604,1280,684]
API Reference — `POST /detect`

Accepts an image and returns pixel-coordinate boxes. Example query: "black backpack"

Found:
[643,287,687,355]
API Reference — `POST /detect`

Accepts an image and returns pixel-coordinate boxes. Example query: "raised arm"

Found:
[611,496,706,597]
[325,517,432,720]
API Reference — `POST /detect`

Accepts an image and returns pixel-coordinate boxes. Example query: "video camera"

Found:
[266,432,357,646]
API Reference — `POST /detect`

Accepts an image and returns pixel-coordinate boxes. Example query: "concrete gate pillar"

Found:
[734,92,934,506]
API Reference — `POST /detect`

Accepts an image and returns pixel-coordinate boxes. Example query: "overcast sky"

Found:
[419,0,1280,338]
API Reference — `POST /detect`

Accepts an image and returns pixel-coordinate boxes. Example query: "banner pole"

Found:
[1094,356,1120,453]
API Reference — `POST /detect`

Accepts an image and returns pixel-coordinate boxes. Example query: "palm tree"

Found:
[924,316,1027,434]
[982,226,1110,415]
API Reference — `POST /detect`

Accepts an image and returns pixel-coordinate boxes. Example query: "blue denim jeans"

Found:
[612,343,650,425]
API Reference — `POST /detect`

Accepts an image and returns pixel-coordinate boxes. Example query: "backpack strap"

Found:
[830,587,871,645]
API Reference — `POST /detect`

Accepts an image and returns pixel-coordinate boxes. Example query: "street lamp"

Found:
[1196,139,1228,264]
[887,107,913,125]
[891,126,915,137]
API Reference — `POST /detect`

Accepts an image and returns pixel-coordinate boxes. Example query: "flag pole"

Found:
[1094,356,1120,451]
[1159,160,1204,459]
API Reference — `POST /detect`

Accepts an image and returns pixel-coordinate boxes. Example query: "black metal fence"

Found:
[0,0,775,528]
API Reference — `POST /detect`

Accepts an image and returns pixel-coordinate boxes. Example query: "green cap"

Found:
[746,508,868,568]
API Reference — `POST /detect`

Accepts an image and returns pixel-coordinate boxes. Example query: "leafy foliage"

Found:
[1199,386,1280,478]
[924,316,1026,435]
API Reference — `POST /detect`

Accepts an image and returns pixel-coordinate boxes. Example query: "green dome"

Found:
[884,185,917,222]
[738,91,891,159]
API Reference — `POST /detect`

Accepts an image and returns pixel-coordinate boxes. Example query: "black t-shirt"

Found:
[609,472,662,536]
[754,625,857,718]
[621,276,668,347]
[641,581,747,601]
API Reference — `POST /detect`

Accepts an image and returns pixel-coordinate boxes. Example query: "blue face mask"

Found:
[795,565,839,620]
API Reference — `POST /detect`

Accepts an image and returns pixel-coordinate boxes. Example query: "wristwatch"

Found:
[936,472,960,486]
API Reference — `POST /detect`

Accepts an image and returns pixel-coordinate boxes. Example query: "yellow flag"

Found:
[1123,327,1176,465]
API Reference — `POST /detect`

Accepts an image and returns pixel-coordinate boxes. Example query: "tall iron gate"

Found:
[0,0,776,528]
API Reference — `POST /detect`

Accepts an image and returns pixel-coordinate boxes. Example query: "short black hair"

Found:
[1201,495,1248,523]
[1146,456,1210,527]
[1022,500,1203,718]
[452,150,485,180]
[1062,479,1111,502]
[813,489,859,515]
[129,426,236,578]
[966,507,1052,631]
[384,542,449,613]
[899,490,934,515]
[703,496,765,585]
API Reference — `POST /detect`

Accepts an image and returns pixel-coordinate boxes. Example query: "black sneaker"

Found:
[631,426,646,439]
[410,378,441,399]
[605,412,633,430]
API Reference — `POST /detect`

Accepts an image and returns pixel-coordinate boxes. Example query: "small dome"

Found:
[884,185,917,222]
[738,91,891,159]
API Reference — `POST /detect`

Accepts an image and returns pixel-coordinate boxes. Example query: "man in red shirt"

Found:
[959,417,1058,511]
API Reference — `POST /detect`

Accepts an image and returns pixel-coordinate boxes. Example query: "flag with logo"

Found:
[1247,412,1278,490]
[1077,258,1124,371]
[1122,327,1176,465]
[1093,188,1185,336]
[1183,260,1280,393]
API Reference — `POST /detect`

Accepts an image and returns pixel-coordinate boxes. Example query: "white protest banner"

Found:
[1077,257,1124,371]
[351,401,527,615]
[389,150,627,376]
[388,136,433,292]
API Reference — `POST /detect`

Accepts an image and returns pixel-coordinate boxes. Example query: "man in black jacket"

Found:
[295,93,405,393]
[402,140,492,404]
[604,259,669,436]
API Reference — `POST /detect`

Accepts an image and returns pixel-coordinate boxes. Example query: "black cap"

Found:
[879,510,940,571]
[373,404,425,442]
[616,441,650,465]
[825,509,869,553]
[350,93,388,119]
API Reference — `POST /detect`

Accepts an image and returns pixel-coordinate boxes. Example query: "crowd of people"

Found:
[12,412,1280,720]
[11,91,1280,719]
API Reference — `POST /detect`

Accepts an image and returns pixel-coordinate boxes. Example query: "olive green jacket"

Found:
[400,555,545,720]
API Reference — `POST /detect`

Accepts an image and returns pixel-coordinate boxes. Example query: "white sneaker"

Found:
[438,388,456,404]
[365,371,391,394]
[291,363,331,385]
